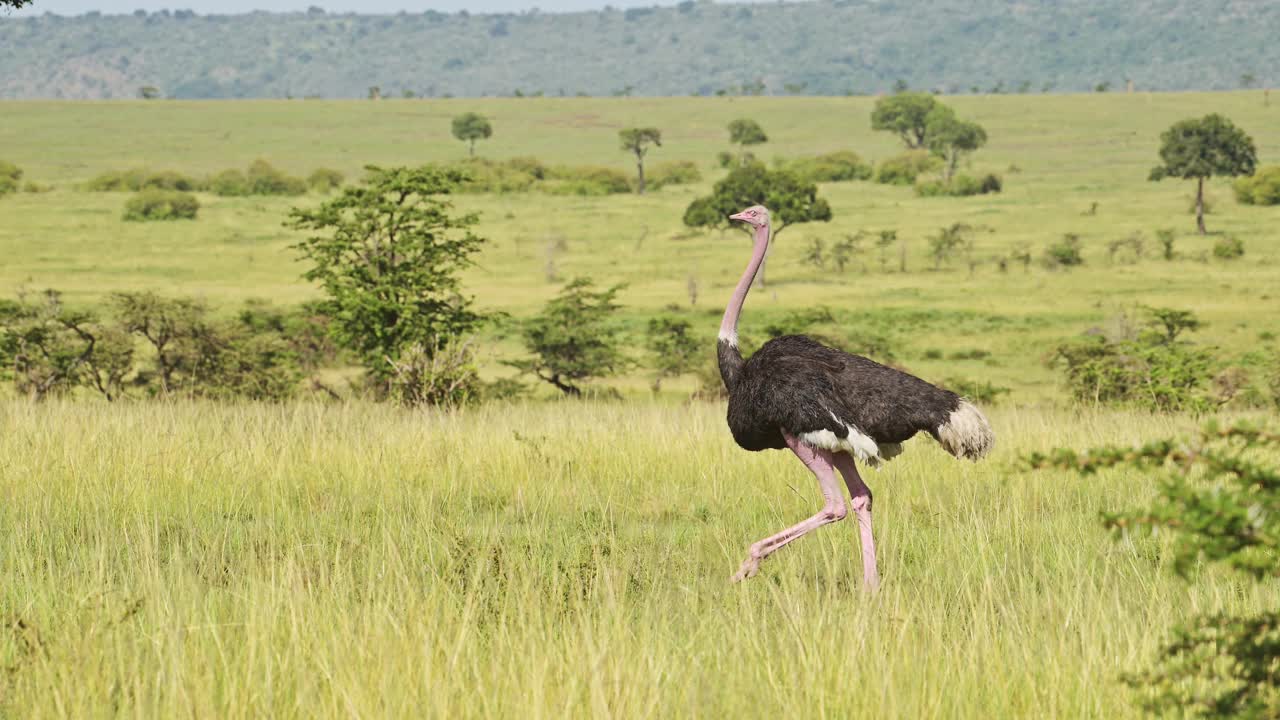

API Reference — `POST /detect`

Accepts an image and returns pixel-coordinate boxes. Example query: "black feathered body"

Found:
[719,335,968,458]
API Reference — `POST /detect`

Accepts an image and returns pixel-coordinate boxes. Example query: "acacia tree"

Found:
[618,127,662,194]
[289,165,486,389]
[683,163,832,287]
[924,106,987,180]
[870,91,940,149]
[645,316,699,392]
[508,277,626,397]
[451,112,493,157]
[1149,114,1257,234]
[727,118,768,166]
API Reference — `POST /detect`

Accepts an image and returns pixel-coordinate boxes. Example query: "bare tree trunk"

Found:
[635,151,646,195]
[469,139,475,157]
[1196,176,1206,235]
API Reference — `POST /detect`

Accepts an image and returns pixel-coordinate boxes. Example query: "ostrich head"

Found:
[729,205,770,230]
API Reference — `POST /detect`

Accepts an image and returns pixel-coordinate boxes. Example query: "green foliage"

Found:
[385,338,482,407]
[727,118,768,147]
[618,126,662,194]
[682,163,833,237]
[0,160,23,195]
[507,277,627,396]
[915,173,1001,197]
[1212,236,1244,260]
[1028,422,1280,718]
[543,165,632,196]
[646,160,701,189]
[0,290,123,401]
[288,165,486,387]
[5,4,1280,98]
[1048,307,1215,412]
[644,315,700,391]
[1232,165,1280,205]
[123,190,199,221]
[1155,228,1177,259]
[874,150,940,185]
[927,223,973,269]
[246,159,307,196]
[86,168,201,192]
[924,105,988,180]
[1149,114,1257,183]
[307,167,345,193]
[1043,233,1084,268]
[870,91,939,148]
[207,169,251,196]
[779,151,873,183]
[451,112,493,156]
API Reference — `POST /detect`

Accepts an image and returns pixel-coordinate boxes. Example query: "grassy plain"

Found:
[1,93,1278,397]
[1,93,1279,717]
[3,401,1276,718]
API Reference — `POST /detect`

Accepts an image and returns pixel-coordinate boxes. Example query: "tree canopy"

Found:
[727,118,768,148]
[1149,114,1256,233]
[288,165,486,386]
[683,163,832,238]
[508,277,627,396]
[870,92,939,149]
[924,106,988,179]
[450,112,493,157]
[618,127,662,194]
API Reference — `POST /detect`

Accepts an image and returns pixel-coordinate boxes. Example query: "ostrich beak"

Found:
[729,211,749,222]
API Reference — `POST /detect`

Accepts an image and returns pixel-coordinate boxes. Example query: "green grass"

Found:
[1,93,1278,399]
[3,400,1275,717]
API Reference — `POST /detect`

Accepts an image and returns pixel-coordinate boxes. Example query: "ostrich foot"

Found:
[730,555,761,583]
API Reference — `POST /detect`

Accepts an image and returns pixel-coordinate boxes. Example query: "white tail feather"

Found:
[937,400,994,460]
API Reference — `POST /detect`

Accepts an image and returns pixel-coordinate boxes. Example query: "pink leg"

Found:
[832,453,880,592]
[731,434,847,583]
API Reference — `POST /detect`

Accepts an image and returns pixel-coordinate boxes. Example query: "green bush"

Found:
[915,173,1001,197]
[1212,235,1244,260]
[782,151,873,183]
[86,168,201,192]
[1232,165,1280,205]
[942,376,1010,404]
[453,157,540,193]
[1043,233,1084,267]
[123,190,200,221]
[207,169,251,196]
[23,181,53,193]
[246,159,307,196]
[544,165,632,195]
[647,160,702,189]
[504,156,548,180]
[874,150,939,185]
[307,167,345,193]
[0,160,22,195]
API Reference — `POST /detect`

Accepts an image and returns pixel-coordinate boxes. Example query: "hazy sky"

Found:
[4,0,681,14]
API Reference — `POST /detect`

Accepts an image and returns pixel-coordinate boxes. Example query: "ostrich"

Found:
[718,205,994,588]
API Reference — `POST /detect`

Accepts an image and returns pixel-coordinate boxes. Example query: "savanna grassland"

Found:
[1,93,1279,717]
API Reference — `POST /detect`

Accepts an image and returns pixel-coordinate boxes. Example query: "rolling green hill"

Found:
[0,0,1277,100]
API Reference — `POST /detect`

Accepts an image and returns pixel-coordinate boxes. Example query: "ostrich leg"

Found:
[731,434,847,583]
[832,452,880,591]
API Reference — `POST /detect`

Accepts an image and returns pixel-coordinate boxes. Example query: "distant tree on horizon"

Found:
[451,112,493,157]
[870,92,939,149]
[924,106,988,180]
[727,118,767,166]
[1149,114,1256,234]
[618,127,662,194]
[0,0,34,7]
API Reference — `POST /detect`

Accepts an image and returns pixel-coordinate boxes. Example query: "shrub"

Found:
[942,376,1010,404]
[1043,233,1084,268]
[504,156,548,180]
[1212,235,1244,260]
[1049,307,1214,412]
[385,338,481,407]
[454,157,540,193]
[647,160,702,189]
[23,181,53,193]
[207,169,251,196]
[914,173,1001,197]
[1231,164,1280,205]
[874,150,939,185]
[783,151,873,183]
[247,159,307,196]
[307,167,345,193]
[86,168,201,192]
[716,151,735,169]
[0,160,22,195]
[123,190,199,221]
[543,165,632,196]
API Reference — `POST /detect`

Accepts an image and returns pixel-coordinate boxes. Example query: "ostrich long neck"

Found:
[717,222,770,389]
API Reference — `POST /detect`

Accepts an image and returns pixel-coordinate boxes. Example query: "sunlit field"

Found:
[2,401,1274,717]
[1,93,1279,717]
